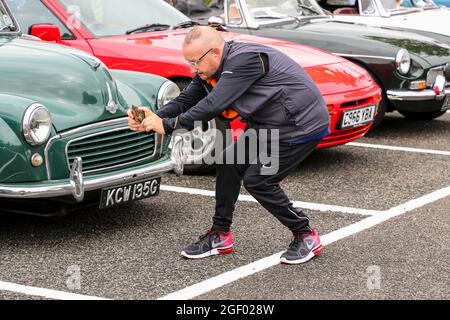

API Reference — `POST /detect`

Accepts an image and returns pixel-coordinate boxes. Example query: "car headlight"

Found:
[157,81,180,108]
[22,104,52,146]
[395,49,411,75]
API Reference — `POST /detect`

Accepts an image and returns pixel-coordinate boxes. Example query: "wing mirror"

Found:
[30,24,61,43]
[208,16,226,31]
[208,16,225,26]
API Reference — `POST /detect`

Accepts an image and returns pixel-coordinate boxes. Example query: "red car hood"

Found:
[91,29,373,95]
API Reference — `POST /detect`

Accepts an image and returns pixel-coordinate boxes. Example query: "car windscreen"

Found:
[400,0,438,8]
[245,0,326,20]
[379,0,420,11]
[58,0,189,37]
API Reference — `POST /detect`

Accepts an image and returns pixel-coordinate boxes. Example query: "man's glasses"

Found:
[186,48,213,67]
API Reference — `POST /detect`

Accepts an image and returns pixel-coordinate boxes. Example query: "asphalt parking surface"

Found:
[0,111,449,300]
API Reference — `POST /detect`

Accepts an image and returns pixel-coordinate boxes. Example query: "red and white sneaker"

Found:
[181,229,234,259]
[280,228,324,265]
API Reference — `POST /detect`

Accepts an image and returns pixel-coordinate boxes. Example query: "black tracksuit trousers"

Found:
[212,130,322,234]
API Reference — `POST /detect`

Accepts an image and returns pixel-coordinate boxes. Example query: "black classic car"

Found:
[181,0,450,127]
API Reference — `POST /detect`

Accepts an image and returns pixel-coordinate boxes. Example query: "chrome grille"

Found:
[66,128,156,174]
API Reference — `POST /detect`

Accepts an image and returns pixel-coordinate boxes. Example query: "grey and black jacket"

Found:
[156,41,330,142]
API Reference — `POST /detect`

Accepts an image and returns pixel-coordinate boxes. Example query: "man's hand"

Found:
[127,106,165,135]
[127,107,145,132]
[141,109,165,135]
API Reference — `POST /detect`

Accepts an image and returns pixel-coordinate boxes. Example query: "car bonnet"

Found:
[0,37,129,132]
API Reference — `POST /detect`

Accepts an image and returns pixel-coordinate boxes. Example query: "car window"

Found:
[245,0,326,20]
[379,0,414,10]
[1,0,19,32]
[58,0,187,37]
[226,0,243,24]
[5,0,73,39]
[0,3,9,28]
[360,0,376,13]
[380,0,400,9]
[401,0,436,7]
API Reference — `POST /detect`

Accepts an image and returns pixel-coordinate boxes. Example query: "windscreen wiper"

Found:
[172,20,200,29]
[253,15,284,19]
[126,23,171,34]
[254,14,302,24]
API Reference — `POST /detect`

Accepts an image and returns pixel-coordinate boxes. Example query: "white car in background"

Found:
[319,0,450,37]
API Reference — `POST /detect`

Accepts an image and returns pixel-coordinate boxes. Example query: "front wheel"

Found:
[180,118,229,175]
[398,110,446,121]
[172,79,229,175]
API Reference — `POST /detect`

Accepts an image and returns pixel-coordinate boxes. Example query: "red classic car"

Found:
[8,0,381,172]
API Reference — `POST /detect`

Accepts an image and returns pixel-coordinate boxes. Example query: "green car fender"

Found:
[111,69,168,112]
[0,93,53,183]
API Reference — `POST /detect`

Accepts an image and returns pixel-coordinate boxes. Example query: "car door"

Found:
[5,0,93,54]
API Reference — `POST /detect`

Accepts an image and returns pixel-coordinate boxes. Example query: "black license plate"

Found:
[99,177,161,209]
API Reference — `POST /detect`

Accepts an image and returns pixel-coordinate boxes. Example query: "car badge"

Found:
[105,82,119,114]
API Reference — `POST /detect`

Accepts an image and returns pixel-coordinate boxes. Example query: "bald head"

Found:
[183,26,225,51]
[182,26,226,80]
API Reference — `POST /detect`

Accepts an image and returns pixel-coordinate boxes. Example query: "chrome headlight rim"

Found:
[395,49,411,75]
[22,103,52,146]
[157,81,180,109]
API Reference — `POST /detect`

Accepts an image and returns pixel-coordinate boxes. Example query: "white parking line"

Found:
[160,185,380,216]
[0,281,109,300]
[346,142,450,156]
[158,184,450,300]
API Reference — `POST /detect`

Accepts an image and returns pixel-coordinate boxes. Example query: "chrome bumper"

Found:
[0,136,184,202]
[387,88,450,101]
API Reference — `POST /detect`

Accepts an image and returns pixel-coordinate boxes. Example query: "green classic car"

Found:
[0,0,184,216]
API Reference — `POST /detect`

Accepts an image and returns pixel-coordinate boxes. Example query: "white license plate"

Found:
[441,95,450,111]
[99,177,160,209]
[341,105,376,129]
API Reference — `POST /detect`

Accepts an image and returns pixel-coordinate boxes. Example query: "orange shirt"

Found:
[206,78,239,120]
